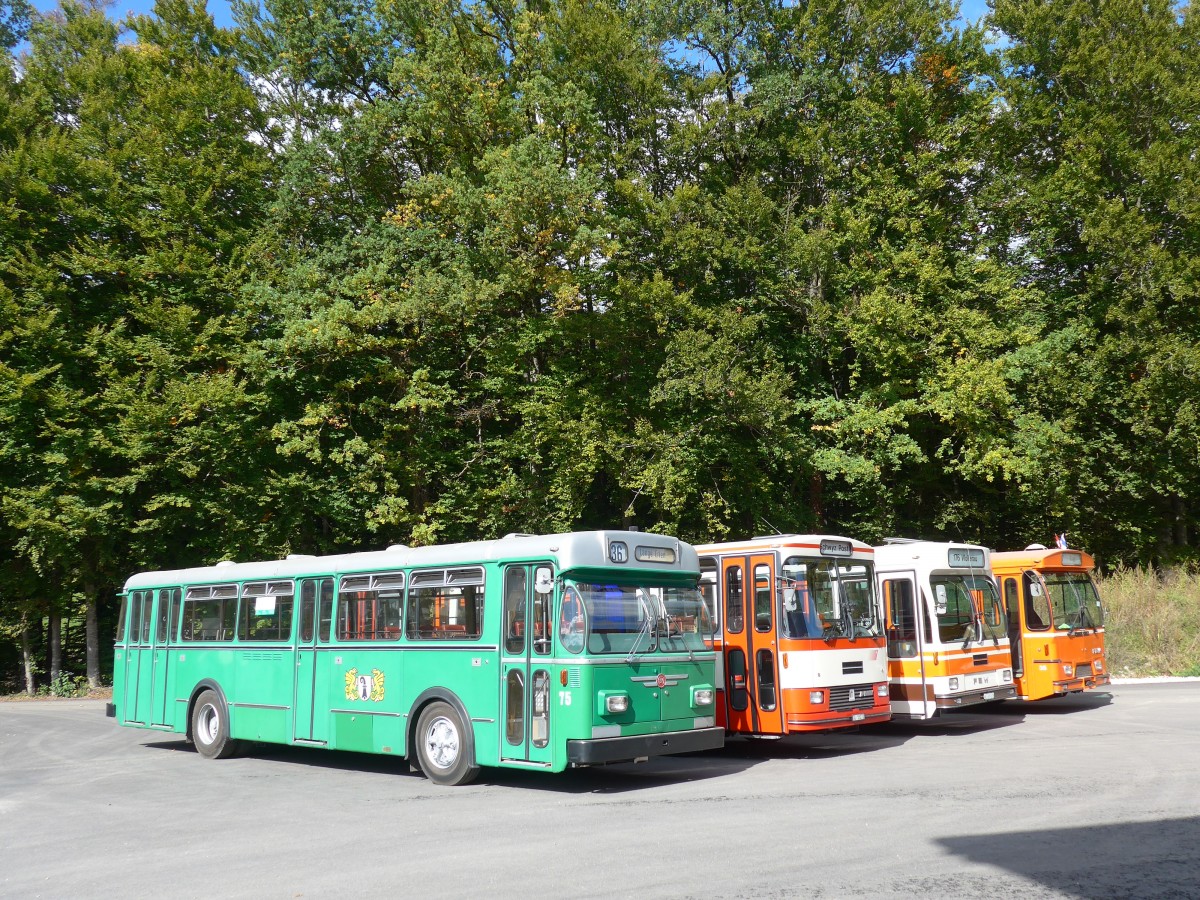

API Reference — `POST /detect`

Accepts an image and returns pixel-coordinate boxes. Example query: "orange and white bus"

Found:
[990,544,1109,701]
[695,536,890,735]
[874,540,1016,719]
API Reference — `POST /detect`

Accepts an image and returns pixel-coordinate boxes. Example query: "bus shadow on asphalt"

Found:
[138,738,761,793]
[141,738,423,776]
[1001,690,1114,715]
[711,727,920,761]
[865,706,1028,738]
[471,753,763,793]
[936,815,1200,899]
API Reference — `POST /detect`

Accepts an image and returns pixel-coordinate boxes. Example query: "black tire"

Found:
[191,689,242,760]
[415,701,479,786]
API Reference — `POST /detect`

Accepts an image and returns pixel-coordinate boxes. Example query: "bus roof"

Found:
[123,531,698,591]
[873,539,991,572]
[695,534,873,559]
[991,547,1095,573]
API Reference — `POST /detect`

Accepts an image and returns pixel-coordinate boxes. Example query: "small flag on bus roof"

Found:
[1055,533,1069,550]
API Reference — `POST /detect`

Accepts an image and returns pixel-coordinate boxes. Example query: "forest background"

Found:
[1,0,1197,691]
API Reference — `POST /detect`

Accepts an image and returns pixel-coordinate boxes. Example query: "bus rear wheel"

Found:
[192,689,242,760]
[415,702,479,786]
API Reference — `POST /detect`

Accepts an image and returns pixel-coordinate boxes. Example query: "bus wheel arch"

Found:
[188,682,242,760]
[408,690,479,786]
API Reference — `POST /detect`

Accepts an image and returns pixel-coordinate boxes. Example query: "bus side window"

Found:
[1004,578,1019,630]
[884,579,917,658]
[699,557,718,627]
[318,579,333,643]
[725,566,744,634]
[115,594,129,644]
[754,564,772,632]
[504,569,526,654]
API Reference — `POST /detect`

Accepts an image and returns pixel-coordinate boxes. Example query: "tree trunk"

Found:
[20,622,35,696]
[86,591,101,689]
[49,614,62,684]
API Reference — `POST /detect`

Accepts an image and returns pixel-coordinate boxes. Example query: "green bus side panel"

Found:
[172,647,239,734]
[403,649,501,766]
[325,649,404,755]
[112,649,127,722]
[334,711,375,751]
[229,648,295,744]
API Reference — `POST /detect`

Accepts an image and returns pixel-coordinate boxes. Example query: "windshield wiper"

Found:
[841,604,857,643]
[626,589,656,663]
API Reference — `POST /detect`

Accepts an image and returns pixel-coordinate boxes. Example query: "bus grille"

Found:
[1076,663,1093,677]
[829,684,876,711]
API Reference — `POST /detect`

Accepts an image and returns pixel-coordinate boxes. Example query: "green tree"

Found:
[985,0,1200,562]
[0,0,271,688]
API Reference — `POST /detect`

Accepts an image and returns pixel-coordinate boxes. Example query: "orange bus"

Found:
[874,540,1016,719]
[990,544,1110,701]
[695,536,890,735]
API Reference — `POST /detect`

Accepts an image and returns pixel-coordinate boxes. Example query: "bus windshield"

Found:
[930,574,1005,644]
[1043,573,1105,630]
[573,582,714,655]
[780,558,882,640]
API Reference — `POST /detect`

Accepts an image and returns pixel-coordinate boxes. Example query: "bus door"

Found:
[501,564,554,766]
[882,572,929,718]
[149,588,180,727]
[1002,576,1024,677]
[294,577,333,743]
[720,555,782,734]
[123,589,155,726]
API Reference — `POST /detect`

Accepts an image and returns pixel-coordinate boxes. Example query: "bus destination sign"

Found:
[634,545,676,564]
[947,547,985,568]
[819,539,853,558]
[1060,551,1083,567]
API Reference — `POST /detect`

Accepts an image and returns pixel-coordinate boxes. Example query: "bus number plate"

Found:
[983,692,995,700]
[852,713,866,722]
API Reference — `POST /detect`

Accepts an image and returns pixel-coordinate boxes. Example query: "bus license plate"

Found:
[852,713,865,722]
[983,692,995,700]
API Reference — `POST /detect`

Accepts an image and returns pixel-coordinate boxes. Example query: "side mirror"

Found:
[935,584,948,616]
[1029,582,1044,598]
[534,567,554,595]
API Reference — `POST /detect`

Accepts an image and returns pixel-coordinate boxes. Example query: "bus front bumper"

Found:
[1053,673,1112,693]
[934,685,1017,709]
[567,727,724,766]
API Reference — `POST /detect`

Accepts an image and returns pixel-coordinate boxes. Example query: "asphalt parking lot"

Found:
[2,682,1198,899]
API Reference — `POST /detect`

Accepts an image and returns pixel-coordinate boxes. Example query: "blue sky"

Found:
[31,0,993,33]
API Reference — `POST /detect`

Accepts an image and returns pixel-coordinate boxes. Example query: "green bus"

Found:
[108,531,721,785]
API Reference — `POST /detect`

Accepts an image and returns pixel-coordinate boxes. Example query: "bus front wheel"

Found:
[415,702,479,786]
[192,689,241,760]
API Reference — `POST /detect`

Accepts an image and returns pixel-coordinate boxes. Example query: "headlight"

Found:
[809,690,824,705]
[1002,669,1013,683]
[949,677,960,691]
[876,684,889,698]
[692,687,714,707]
[1095,660,1104,672]
[604,694,629,713]
[1063,664,1074,677]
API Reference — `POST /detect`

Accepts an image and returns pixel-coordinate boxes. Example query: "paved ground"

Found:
[2,682,1198,899]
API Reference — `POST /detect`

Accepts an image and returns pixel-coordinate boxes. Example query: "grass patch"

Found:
[1100,567,1200,678]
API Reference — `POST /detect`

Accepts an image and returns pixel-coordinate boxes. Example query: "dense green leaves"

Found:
[1,0,1197,687]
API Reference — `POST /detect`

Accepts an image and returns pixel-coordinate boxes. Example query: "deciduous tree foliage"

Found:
[0,0,1196,689]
